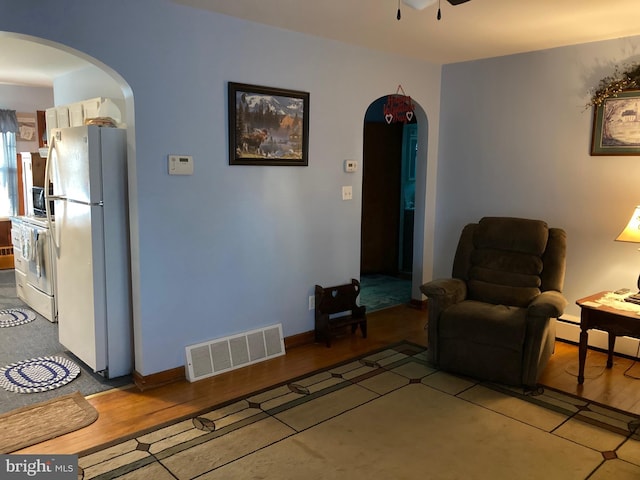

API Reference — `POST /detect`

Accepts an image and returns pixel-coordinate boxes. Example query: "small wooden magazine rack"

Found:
[314,279,367,347]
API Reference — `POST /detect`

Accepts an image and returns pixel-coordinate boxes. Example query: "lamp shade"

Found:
[616,206,640,243]
[402,0,438,9]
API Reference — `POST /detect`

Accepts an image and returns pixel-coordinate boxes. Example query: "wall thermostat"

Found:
[344,160,358,172]
[168,155,193,175]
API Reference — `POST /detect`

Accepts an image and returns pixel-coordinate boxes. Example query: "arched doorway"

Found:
[0,32,138,412]
[359,95,418,311]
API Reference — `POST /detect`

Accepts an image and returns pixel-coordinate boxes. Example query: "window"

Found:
[0,131,18,217]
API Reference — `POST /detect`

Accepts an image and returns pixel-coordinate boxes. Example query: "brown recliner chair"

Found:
[420,217,567,388]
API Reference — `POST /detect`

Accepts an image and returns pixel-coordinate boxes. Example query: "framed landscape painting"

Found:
[591,89,640,155]
[228,82,309,166]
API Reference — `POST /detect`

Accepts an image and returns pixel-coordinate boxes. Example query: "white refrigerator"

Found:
[46,125,132,378]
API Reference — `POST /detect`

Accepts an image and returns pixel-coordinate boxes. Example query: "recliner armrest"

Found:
[421,278,467,366]
[420,278,467,303]
[527,290,567,318]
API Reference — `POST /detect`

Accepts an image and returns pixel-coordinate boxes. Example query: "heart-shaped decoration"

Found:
[406,111,413,122]
[385,113,394,124]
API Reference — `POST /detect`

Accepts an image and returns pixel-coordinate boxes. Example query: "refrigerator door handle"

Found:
[66,198,104,207]
[44,134,60,251]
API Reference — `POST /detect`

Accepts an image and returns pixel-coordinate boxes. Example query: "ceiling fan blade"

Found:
[446,0,471,4]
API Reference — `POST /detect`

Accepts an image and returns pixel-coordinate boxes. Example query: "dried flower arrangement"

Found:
[588,63,640,108]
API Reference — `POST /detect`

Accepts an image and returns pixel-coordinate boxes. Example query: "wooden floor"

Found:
[539,339,640,415]
[18,305,429,455]
[17,305,640,455]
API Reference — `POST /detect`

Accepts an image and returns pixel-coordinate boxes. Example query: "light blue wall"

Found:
[0,84,53,152]
[0,0,442,375]
[54,65,125,116]
[0,84,53,113]
[438,36,640,320]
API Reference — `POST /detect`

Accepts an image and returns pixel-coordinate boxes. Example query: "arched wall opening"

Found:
[0,31,140,374]
[361,94,429,306]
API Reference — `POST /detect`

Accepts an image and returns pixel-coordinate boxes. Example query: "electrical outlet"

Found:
[342,186,353,200]
[344,160,357,172]
[309,295,315,310]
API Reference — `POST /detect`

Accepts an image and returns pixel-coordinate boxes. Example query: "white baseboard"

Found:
[557,315,640,358]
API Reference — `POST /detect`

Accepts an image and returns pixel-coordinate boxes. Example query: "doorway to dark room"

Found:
[360,96,416,311]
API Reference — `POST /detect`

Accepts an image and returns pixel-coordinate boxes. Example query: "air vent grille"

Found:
[185,324,285,382]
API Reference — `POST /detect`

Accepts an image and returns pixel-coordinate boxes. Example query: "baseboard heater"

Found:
[185,324,286,382]
[557,315,640,358]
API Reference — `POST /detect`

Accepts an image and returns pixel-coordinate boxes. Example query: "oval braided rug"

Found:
[0,356,81,393]
[0,308,36,328]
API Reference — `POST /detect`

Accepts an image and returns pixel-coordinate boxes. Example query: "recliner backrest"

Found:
[452,217,566,307]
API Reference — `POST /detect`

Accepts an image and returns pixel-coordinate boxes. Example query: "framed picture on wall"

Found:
[228,82,309,166]
[591,89,640,155]
[17,112,36,142]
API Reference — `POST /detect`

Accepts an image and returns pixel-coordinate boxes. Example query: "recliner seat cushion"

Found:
[467,281,540,309]
[439,300,527,351]
[438,300,528,384]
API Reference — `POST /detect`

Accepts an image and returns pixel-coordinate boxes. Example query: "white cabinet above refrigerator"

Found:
[45,97,121,146]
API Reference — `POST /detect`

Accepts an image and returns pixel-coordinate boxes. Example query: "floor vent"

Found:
[185,324,285,382]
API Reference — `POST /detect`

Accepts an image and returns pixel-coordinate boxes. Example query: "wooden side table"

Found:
[576,292,640,384]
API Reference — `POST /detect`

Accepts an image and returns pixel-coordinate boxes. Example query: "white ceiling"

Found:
[177,0,640,64]
[0,35,89,88]
[2,0,640,87]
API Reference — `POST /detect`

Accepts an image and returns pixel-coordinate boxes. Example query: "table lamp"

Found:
[616,205,640,291]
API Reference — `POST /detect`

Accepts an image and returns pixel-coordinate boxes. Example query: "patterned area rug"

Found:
[78,342,640,479]
[0,356,81,393]
[0,308,36,328]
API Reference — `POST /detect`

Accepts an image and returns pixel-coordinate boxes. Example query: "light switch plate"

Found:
[168,155,194,175]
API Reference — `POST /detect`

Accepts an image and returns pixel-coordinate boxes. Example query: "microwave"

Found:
[32,186,54,217]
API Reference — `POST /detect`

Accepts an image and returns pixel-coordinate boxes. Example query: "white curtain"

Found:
[0,109,19,217]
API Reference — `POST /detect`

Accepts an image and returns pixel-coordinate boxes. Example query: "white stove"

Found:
[10,216,57,322]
